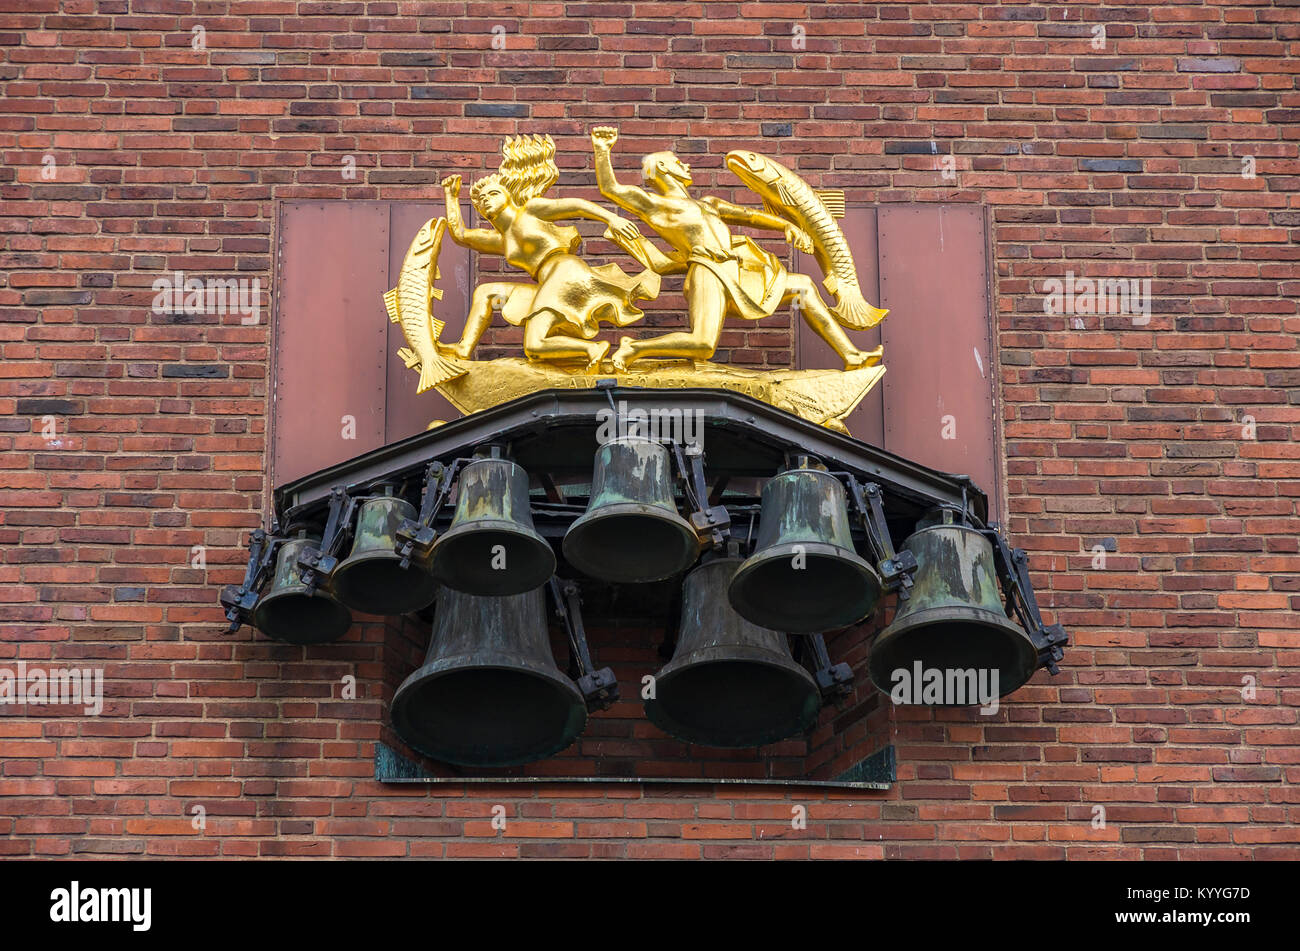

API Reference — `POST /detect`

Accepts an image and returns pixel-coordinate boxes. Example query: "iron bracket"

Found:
[807,632,855,704]
[983,525,1069,675]
[840,476,918,598]
[549,578,619,712]
[218,525,280,634]
[297,487,358,596]
[395,459,459,570]
[671,441,731,550]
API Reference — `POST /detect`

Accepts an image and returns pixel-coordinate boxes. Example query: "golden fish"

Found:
[725,150,888,330]
[384,216,466,392]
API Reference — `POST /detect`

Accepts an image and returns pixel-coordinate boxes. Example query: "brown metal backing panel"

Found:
[384,203,471,443]
[271,202,390,488]
[878,204,999,520]
[794,206,884,445]
[273,202,998,513]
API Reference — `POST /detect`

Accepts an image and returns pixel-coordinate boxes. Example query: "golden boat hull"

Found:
[432,355,885,434]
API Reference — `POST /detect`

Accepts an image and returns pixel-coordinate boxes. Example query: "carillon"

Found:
[218,129,1069,773]
[563,435,701,583]
[222,391,1068,769]
[645,554,822,748]
[425,447,556,596]
[331,492,439,616]
[728,457,882,633]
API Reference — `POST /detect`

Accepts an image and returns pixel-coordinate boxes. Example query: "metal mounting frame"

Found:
[982,524,1070,675]
[218,526,280,633]
[273,387,989,528]
[229,388,995,628]
[836,474,920,599]
[670,440,732,549]
[548,577,619,712]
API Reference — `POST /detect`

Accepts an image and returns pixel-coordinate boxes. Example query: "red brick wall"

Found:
[2,1,1297,859]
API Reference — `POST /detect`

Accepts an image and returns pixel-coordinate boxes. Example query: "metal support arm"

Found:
[983,526,1069,675]
[840,476,919,598]
[218,526,280,634]
[807,632,855,704]
[395,459,460,570]
[549,578,619,712]
[296,487,358,596]
[671,442,731,550]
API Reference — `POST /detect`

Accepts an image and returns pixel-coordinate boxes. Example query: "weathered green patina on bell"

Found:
[429,451,556,596]
[563,436,700,583]
[252,533,353,644]
[332,495,439,615]
[729,461,882,633]
[868,508,1037,700]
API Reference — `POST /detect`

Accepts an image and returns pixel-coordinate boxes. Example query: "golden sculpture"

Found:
[722,148,887,330]
[589,127,884,370]
[387,129,892,432]
[436,134,659,370]
[385,216,466,392]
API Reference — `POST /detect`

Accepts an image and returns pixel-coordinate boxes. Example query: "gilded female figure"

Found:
[437,135,659,368]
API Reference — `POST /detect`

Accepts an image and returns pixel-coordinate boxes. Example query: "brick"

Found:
[1080,159,1143,173]
[1,0,1295,867]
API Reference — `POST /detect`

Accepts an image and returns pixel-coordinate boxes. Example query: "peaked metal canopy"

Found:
[272,386,990,532]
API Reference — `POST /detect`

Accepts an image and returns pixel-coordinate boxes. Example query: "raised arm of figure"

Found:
[441,174,505,255]
[590,127,658,219]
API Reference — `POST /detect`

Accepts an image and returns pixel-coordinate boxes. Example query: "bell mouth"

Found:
[429,520,556,596]
[728,542,882,633]
[252,590,352,644]
[645,649,821,748]
[563,502,700,583]
[391,659,587,767]
[868,605,1039,700]
[331,552,439,616]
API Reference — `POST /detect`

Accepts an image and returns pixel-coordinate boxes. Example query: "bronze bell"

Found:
[645,557,821,748]
[331,495,439,616]
[728,462,882,633]
[868,509,1038,700]
[389,585,587,767]
[428,452,556,597]
[563,437,700,583]
[252,533,353,644]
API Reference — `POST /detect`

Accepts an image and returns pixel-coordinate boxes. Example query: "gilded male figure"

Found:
[589,126,877,372]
